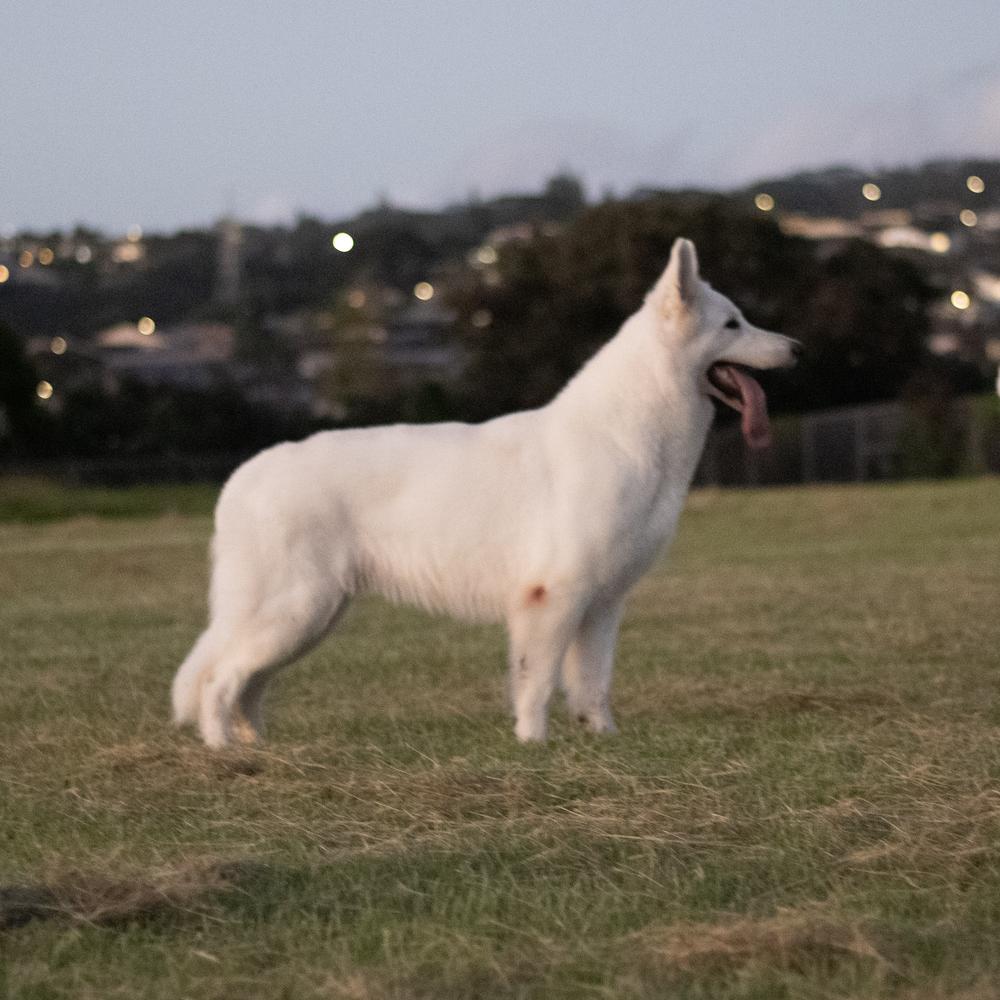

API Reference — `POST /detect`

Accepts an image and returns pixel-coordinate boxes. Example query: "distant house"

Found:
[236,368,316,417]
[778,215,863,241]
[93,320,317,417]
[95,321,236,391]
[383,298,461,384]
[25,335,106,402]
[1,254,65,289]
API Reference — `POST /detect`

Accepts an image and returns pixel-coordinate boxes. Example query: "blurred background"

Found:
[2,0,1000,486]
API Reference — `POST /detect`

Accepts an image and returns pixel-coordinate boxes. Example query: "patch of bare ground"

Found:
[632,905,889,975]
[0,859,244,930]
[88,738,267,780]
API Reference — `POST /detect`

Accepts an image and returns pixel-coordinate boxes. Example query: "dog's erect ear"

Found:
[651,237,700,314]
[672,238,700,303]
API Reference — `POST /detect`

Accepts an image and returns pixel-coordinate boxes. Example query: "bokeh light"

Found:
[754,193,775,212]
[50,336,68,355]
[126,225,143,242]
[114,242,142,263]
[19,250,34,268]
[414,281,434,301]
[332,232,355,252]
[36,381,54,400]
[475,246,499,265]
[950,290,971,310]
[929,232,951,253]
[347,289,366,308]
[137,316,156,335]
[960,209,977,227]
[862,183,882,202]
[38,247,55,265]
[471,308,493,329]
[966,175,985,194]
[0,264,9,283]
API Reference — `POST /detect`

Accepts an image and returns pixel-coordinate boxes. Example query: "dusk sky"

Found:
[4,1,999,234]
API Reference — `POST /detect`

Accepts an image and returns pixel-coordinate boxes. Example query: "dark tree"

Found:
[0,322,49,456]
[450,196,934,419]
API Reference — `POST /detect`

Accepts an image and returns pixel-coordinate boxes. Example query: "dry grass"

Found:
[634,906,888,973]
[3,478,1000,998]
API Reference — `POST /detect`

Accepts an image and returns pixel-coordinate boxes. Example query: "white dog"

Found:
[172,238,800,747]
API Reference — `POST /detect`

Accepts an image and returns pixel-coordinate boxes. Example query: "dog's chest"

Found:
[571,470,686,597]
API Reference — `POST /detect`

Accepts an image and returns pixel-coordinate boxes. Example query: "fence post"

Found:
[802,414,816,483]
[746,443,759,487]
[853,409,866,482]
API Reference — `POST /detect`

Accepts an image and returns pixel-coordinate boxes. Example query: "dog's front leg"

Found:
[506,597,581,742]
[561,599,624,734]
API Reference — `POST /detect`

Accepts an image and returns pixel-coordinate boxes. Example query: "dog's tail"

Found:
[171,627,219,726]
[172,505,253,727]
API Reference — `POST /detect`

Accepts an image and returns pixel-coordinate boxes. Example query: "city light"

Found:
[928,333,959,356]
[36,381,54,400]
[50,336,67,355]
[475,246,499,265]
[0,265,9,284]
[471,308,493,329]
[754,193,775,212]
[975,273,1000,303]
[137,316,156,335]
[950,290,971,310]
[113,242,143,263]
[960,209,978,228]
[38,247,55,265]
[75,245,93,264]
[862,183,882,202]
[126,225,143,243]
[19,250,34,268]
[929,232,951,253]
[332,232,355,252]
[414,281,434,301]
[967,175,985,194]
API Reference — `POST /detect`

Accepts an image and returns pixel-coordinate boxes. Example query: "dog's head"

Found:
[647,237,801,449]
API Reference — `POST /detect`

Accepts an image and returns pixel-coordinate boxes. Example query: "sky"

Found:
[3,0,999,234]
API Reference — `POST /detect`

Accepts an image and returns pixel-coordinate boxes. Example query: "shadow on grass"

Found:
[0,859,260,932]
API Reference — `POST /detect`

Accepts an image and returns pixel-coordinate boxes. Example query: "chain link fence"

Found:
[4,395,1000,488]
[696,394,1000,487]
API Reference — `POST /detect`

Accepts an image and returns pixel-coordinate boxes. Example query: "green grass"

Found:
[3,477,1000,998]
[0,476,216,523]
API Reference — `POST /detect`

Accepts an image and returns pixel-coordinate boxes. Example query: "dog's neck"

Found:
[547,308,715,483]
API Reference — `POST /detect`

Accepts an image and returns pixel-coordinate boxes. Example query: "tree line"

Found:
[1,188,989,463]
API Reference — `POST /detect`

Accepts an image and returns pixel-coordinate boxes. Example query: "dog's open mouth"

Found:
[706,363,771,450]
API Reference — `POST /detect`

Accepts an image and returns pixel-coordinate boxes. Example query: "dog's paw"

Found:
[570,704,617,735]
[514,719,547,743]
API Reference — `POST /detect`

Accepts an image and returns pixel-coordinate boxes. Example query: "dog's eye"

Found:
[724,318,740,329]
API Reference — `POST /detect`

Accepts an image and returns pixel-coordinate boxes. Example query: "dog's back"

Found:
[213,414,554,622]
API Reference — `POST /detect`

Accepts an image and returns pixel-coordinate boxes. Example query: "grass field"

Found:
[3,477,1000,999]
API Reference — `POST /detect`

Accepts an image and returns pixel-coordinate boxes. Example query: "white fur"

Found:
[172,238,799,747]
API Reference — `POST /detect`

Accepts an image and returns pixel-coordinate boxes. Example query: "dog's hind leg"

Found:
[561,599,624,734]
[172,628,221,727]
[233,597,350,742]
[506,594,582,742]
[198,587,346,749]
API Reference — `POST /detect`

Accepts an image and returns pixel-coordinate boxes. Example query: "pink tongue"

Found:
[725,366,771,450]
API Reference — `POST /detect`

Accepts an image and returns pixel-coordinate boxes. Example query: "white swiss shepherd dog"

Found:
[172,238,801,747]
